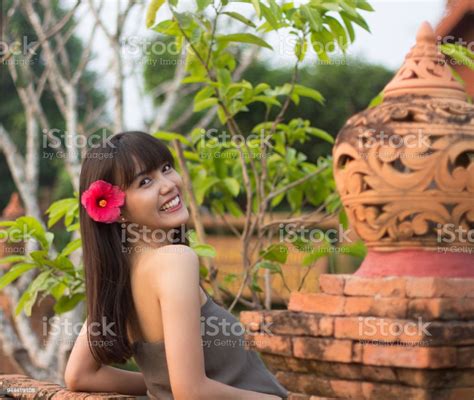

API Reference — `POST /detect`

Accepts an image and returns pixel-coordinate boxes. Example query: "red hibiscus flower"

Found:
[81,180,125,223]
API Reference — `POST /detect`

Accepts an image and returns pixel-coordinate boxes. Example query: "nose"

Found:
[159,176,176,195]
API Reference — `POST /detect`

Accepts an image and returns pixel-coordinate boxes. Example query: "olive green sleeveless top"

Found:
[131,290,289,399]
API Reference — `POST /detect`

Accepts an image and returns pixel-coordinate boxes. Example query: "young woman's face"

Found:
[120,161,189,233]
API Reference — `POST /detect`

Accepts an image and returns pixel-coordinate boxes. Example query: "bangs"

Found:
[110,132,175,189]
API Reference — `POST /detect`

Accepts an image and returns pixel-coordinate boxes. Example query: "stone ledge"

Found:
[0,375,136,399]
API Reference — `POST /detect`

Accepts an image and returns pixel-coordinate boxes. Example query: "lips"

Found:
[160,194,180,211]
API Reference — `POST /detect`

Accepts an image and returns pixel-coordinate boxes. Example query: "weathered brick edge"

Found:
[240,275,474,400]
[0,375,135,399]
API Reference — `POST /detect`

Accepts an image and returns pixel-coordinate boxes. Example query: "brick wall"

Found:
[241,274,474,400]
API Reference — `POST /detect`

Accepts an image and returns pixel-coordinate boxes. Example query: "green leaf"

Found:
[293,84,324,104]
[260,244,288,263]
[0,263,36,290]
[341,10,370,33]
[254,260,282,274]
[440,44,474,70]
[302,241,331,266]
[260,3,280,30]
[0,255,27,265]
[223,272,237,284]
[146,0,166,28]
[306,127,334,143]
[217,33,272,50]
[50,281,67,301]
[341,13,355,43]
[194,176,220,205]
[16,216,48,249]
[60,238,82,257]
[195,86,215,103]
[339,240,367,258]
[251,0,261,17]
[270,191,285,207]
[325,16,348,52]
[250,95,281,107]
[301,5,322,32]
[226,199,243,217]
[194,97,218,112]
[196,0,212,10]
[222,177,240,196]
[223,11,256,28]
[153,131,192,146]
[0,221,15,227]
[191,244,216,258]
[356,0,374,12]
[368,91,383,108]
[46,198,77,228]
[53,293,85,314]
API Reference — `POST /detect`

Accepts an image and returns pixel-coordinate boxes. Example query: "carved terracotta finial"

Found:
[383,21,466,100]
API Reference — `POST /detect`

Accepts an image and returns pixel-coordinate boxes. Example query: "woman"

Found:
[64,131,289,400]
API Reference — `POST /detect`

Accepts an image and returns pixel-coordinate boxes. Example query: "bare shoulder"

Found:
[138,245,200,293]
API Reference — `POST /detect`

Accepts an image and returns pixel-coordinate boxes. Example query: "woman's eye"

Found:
[139,177,151,187]
[163,162,172,172]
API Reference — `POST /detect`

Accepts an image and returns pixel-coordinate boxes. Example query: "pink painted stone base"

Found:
[356,249,474,277]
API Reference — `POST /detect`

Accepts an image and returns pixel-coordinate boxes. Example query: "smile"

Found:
[159,195,182,213]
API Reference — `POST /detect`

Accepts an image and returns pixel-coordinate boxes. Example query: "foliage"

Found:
[0,197,215,316]
[146,0,373,295]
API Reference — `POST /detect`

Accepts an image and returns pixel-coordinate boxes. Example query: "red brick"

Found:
[319,317,334,336]
[424,321,474,345]
[396,368,474,389]
[408,298,474,320]
[240,310,320,336]
[361,344,456,369]
[289,293,345,315]
[334,317,426,343]
[362,382,427,400]
[406,277,474,298]
[433,388,474,399]
[275,371,332,396]
[344,296,407,318]
[457,347,474,368]
[244,333,292,356]
[344,276,406,297]
[328,379,363,398]
[293,337,353,363]
[288,394,311,400]
[318,274,348,295]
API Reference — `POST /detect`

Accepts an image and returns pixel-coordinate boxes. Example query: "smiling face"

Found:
[120,159,190,234]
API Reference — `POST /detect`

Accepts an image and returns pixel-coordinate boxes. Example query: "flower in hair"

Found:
[81,180,125,223]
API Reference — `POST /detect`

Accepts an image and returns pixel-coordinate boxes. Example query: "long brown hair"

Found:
[79,131,189,364]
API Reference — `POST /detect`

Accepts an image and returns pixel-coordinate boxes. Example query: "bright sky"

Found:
[73,0,447,129]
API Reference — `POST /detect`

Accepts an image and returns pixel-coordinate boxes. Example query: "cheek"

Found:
[172,173,183,187]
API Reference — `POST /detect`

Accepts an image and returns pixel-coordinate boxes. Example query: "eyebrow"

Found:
[133,170,148,181]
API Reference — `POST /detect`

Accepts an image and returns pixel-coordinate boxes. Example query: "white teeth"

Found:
[160,195,180,211]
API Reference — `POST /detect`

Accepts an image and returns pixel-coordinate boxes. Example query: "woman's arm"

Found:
[143,245,281,400]
[64,319,147,395]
